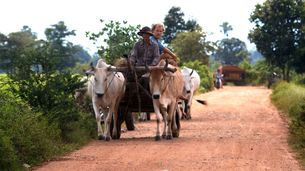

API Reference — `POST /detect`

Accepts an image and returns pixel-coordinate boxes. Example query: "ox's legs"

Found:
[187,92,193,119]
[111,101,120,139]
[160,106,167,139]
[153,100,162,141]
[104,107,114,141]
[93,102,104,140]
[166,102,176,140]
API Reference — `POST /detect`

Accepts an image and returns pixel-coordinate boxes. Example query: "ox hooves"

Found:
[162,134,167,139]
[186,115,192,120]
[98,135,105,140]
[105,136,111,141]
[155,135,161,141]
[172,132,179,138]
[112,134,119,140]
[166,135,173,140]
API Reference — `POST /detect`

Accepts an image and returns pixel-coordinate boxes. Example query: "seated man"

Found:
[129,26,160,66]
[150,23,178,66]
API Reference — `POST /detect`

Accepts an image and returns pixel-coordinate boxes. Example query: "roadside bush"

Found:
[291,74,305,86]
[272,81,305,164]
[182,60,214,92]
[0,129,20,171]
[0,90,62,169]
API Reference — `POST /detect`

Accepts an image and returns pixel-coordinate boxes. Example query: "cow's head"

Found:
[183,69,194,94]
[85,61,109,98]
[149,60,176,99]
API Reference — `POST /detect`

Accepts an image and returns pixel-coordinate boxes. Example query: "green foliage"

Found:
[239,59,261,85]
[71,45,92,64]
[0,90,62,168]
[215,38,250,65]
[0,24,95,142]
[44,21,79,70]
[239,59,281,86]
[171,31,214,65]
[249,0,305,79]
[69,62,90,74]
[0,129,20,171]
[208,59,221,73]
[86,20,140,64]
[163,6,200,44]
[183,60,214,92]
[271,82,305,165]
[0,23,98,169]
[0,23,88,74]
[292,74,305,85]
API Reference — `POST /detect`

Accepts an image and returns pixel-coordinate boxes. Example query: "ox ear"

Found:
[84,69,95,76]
[83,64,96,76]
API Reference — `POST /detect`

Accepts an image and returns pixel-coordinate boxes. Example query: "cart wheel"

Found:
[125,112,135,131]
[172,110,181,138]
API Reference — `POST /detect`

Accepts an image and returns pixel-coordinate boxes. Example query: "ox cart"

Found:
[109,65,181,139]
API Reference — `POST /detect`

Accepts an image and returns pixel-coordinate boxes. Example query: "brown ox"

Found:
[149,60,184,140]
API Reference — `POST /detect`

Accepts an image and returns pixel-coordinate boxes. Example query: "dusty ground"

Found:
[35,86,302,171]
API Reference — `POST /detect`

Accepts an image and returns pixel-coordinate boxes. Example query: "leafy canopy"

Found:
[86,20,140,64]
[249,0,305,79]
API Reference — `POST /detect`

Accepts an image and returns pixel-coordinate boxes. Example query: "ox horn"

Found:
[163,59,177,73]
[190,69,194,76]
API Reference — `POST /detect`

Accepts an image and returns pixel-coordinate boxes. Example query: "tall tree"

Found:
[86,20,140,64]
[214,38,249,65]
[249,0,305,80]
[72,45,91,64]
[163,6,200,44]
[0,26,37,76]
[170,30,214,65]
[219,22,233,37]
[44,21,76,70]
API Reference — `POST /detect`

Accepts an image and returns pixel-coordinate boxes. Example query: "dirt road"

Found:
[35,86,302,171]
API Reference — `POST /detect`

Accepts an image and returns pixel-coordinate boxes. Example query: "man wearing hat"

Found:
[130,26,160,66]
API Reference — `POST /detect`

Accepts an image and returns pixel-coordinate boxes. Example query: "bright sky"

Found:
[1,0,265,55]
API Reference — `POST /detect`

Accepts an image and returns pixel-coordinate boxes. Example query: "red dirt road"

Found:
[35,86,302,171]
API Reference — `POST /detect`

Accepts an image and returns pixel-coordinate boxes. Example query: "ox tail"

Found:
[195,99,207,105]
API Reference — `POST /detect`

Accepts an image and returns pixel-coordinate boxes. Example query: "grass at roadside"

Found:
[271,81,305,167]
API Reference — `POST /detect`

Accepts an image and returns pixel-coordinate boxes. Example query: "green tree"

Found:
[183,60,214,92]
[249,0,305,80]
[86,20,140,64]
[45,21,77,70]
[72,45,92,64]
[219,22,233,37]
[214,38,249,65]
[163,6,200,44]
[0,26,86,140]
[170,30,214,65]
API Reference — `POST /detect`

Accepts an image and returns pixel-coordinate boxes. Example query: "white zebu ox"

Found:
[87,59,126,141]
[180,67,201,119]
[149,60,184,140]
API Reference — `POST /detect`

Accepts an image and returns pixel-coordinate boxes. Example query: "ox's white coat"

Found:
[89,59,125,141]
[181,67,200,119]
